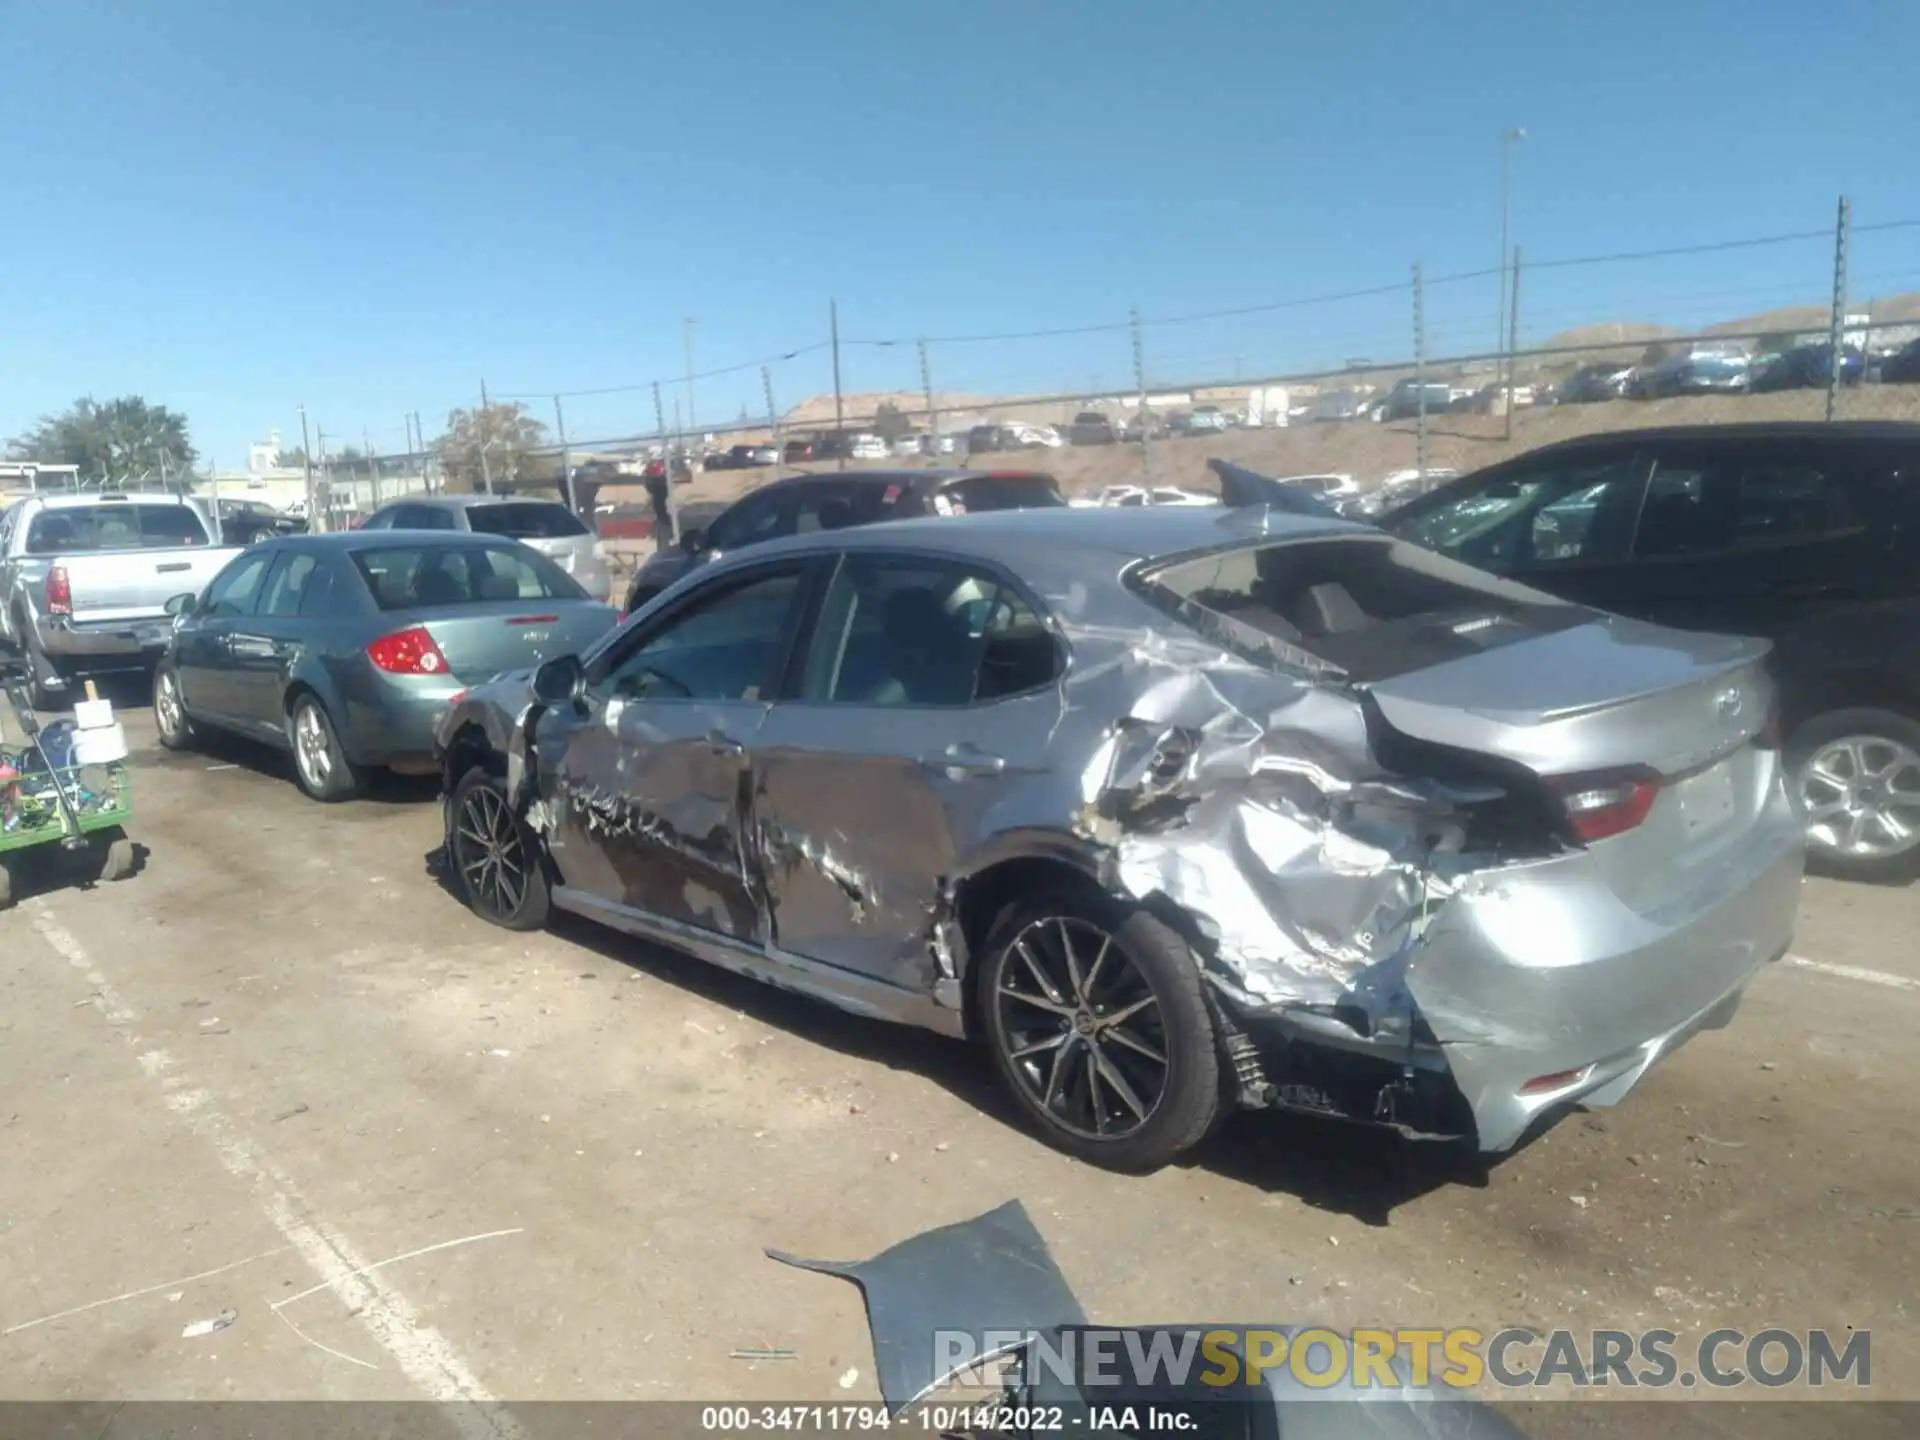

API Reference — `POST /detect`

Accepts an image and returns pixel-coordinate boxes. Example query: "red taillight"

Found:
[45,566,72,617]
[366,625,451,676]
[1550,768,1662,843]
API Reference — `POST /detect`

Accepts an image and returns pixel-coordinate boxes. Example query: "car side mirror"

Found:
[681,526,709,554]
[532,654,586,706]
[164,592,198,618]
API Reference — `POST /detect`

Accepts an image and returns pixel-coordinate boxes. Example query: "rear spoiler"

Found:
[1206,458,1347,520]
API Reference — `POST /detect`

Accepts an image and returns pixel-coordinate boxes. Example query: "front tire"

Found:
[287,694,363,802]
[153,664,197,750]
[447,765,550,931]
[1789,708,1920,882]
[977,892,1221,1172]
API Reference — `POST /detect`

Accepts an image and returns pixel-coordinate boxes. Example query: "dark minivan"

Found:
[622,469,1066,613]
[1382,422,1920,881]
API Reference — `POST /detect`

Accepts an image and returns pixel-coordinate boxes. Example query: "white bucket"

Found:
[72,698,117,731]
[72,723,129,765]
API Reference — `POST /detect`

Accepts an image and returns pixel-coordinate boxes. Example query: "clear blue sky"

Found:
[4,0,1917,463]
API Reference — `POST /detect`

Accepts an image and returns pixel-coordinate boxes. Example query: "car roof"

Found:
[29,491,199,509]
[760,467,1054,494]
[712,500,1361,576]
[383,494,559,509]
[1502,421,1920,457]
[262,529,537,553]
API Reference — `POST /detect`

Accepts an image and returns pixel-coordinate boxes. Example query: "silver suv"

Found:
[359,495,612,602]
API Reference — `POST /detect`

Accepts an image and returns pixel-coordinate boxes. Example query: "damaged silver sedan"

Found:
[433,505,1804,1172]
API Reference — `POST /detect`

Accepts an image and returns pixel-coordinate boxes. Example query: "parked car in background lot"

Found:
[1383,422,1920,880]
[437,504,1801,1170]
[1552,362,1635,404]
[850,433,891,461]
[1377,379,1455,422]
[1123,411,1167,442]
[1312,389,1369,421]
[1628,352,1750,398]
[214,497,309,546]
[1068,411,1118,445]
[1881,338,1920,384]
[782,439,815,463]
[621,468,1066,612]
[1749,343,1865,393]
[154,532,617,800]
[358,494,614,603]
[1354,467,1462,518]
[1183,405,1230,435]
[0,491,240,708]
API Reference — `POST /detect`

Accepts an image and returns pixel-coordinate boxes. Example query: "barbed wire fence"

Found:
[294,196,1920,524]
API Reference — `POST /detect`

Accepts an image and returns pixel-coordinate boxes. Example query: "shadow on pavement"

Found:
[420,842,1483,1222]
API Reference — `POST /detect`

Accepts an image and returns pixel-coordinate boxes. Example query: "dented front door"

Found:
[538,694,771,941]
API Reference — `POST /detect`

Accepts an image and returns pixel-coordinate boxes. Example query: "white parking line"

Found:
[1784,953,1919,992]
[21,900,527,1440]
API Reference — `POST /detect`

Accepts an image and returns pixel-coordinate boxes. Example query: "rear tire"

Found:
[976,890,1221,1173]
[153,664,196,751]
[1789,708,1920,883]
[21,630,63,712]
[448,765,550,931]
[287,693,363,802]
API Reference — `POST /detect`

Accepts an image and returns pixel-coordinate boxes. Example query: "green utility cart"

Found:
[0,662,135,910]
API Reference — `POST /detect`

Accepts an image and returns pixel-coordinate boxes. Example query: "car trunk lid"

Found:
[404,602,619,684]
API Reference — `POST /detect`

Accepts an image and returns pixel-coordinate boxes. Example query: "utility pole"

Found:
[1130,305,1152,479]
[761,365,781,477]
[1826,195,1851,423]
[830,298,845,471]
[403,414,417,496]
[1504,246,1523,443]
[363,427,378,510]
[298,405,316,526]
[1496,127,1526,403]
[414,411,430,494]
[554,396,574,513]
[918,339,938,465]
[1413,263,1429,478]
[478,380,495,495]
[683,317,698,434]
[317,426,332,531]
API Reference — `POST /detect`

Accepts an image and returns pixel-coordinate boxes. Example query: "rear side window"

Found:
[351,545,586,610]
[801,554,1060,706]
[466,502,588,539]
[708,491,788,550]
[257,553,319,618]
[937,474,1065,514]
[1392,455,1643,571]
[1135,535,1582,683]
[1635,455,1867,559]
[793,484,885,534]
[25,503,210,554]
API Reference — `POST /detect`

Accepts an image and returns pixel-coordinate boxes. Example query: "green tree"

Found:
[7,396,198,485]
[872,400,912,442]
[434,402,549,492]
[274,446,310,469]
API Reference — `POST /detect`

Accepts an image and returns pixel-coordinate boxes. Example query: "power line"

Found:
[493,341,833,400]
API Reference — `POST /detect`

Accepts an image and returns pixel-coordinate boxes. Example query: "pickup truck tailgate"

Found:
[64,547,241,623]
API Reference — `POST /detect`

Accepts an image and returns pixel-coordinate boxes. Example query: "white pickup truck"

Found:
[0,492,241,708]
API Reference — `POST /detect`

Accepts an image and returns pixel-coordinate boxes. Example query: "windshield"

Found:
[1133,534,1583,682]
[25,503,210,554]
[351,543,587,610]
[466,502,589,539]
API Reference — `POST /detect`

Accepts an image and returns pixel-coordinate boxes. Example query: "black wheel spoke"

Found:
[993,914,1171,1143]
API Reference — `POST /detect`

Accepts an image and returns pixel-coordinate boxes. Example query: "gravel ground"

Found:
[0,703,1914,1435]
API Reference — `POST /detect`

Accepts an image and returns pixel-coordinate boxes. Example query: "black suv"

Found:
[622,469,1066,613]
[1382,422,1920,881]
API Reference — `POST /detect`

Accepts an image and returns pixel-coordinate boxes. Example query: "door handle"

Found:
[919,744,1006,776]
[704,729,745,757]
